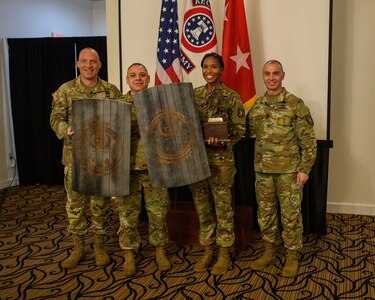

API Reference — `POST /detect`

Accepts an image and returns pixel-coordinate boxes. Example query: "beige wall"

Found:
[0,39,13,187]
[106,0,120,89]
[108,0,375,215]
[107,0,329,139]
[328,0,375,214]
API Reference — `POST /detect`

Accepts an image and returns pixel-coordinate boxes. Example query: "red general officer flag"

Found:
[221,0,256,111]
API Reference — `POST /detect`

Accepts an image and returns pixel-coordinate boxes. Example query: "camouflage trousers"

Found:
[64,166,110,235]
[255,172,303,250]
[189,165,236,248]
[115,170,170,250]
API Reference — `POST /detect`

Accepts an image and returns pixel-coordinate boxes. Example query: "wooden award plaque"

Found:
[203,121,230,142]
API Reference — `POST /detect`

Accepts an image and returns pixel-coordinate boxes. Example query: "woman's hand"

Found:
[206,137,225,147]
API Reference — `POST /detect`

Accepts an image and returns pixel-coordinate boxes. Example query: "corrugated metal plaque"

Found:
[133,82,210,187]
[72,99,131,196]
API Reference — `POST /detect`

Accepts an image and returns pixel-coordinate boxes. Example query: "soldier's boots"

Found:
[211,247,232,275]
[93,234,111,267]
[61,234,85,269]
[194,244,215,272]
[155,246,171,271]
[281,250,299,277]
[124,250,136,277]
[251,243,277,271]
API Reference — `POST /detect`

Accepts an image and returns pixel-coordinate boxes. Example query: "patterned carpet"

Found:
[0,185,374,299]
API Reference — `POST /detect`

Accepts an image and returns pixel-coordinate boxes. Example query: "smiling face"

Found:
[201,55,223,89]
[126,64,150,94]
[76,48,102,86]
[262,61,285,95]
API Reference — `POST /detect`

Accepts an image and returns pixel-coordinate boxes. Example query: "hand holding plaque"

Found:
[203,118,230,142]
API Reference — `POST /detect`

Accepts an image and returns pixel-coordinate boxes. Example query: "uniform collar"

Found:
[264,87,287,104]
[76,75,101,91]
[205,82,224,92]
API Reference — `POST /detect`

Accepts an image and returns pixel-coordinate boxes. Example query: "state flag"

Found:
[180,0,218,88]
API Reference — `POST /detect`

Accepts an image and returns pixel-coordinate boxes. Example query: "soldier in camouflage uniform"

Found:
[190,53,246,276]
[115,63,171,277]
[50,48,121,269]
[246,60,317,277]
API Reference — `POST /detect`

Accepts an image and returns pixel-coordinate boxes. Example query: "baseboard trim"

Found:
[327,202,375,216]
[0,178,19,189]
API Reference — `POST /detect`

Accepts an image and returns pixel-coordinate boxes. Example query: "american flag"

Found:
[155,0,182,85]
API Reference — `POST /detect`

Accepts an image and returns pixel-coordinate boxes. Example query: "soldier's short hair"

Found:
[127,63,148,72]
[78,47,100,60]
[201,52,224,70]
[264,60,284,72]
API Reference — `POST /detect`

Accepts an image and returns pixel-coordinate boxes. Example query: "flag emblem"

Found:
[181,6,217,53]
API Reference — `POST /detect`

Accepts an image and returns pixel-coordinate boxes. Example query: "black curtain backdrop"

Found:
[170,139,331,235]
[8,37,108,186]
[301,140,332,234]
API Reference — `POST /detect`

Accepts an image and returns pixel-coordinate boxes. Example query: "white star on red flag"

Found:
[230,45,250,73]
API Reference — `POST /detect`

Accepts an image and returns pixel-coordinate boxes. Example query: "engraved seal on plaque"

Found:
[76,121,124,176]
[148,108,193,164]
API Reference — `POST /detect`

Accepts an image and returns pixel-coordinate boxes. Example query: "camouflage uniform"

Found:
[115,91,170,250]
[190,83,246,248]
[246,88,317,250]
[50,76,121,235]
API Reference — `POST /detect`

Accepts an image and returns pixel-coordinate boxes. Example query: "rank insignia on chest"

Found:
[277,117,286,125]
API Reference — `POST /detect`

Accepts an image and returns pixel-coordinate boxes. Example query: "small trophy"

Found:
[203,118,230,142]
